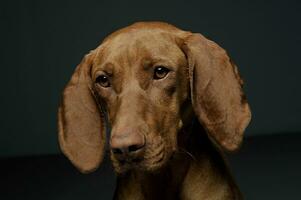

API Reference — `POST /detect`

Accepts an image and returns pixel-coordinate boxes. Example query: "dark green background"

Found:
[1,0,300,156]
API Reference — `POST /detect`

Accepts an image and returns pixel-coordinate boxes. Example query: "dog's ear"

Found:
[182,33,251,152]
[58,51,106,173]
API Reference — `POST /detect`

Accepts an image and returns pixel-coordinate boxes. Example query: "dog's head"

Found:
[58,22,251,174]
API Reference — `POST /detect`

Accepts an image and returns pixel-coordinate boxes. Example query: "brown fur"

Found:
[58,22,251,199]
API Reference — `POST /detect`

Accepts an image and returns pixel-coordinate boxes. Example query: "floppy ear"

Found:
[182,33,251,152]
[58,51,106,173]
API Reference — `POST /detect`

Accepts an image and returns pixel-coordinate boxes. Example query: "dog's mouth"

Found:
[111,153,167,174]
[111,144,174,174]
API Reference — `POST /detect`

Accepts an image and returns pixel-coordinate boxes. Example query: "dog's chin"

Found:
[111,151,174,175]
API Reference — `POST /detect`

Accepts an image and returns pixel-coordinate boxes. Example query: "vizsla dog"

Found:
[58,22,251,200]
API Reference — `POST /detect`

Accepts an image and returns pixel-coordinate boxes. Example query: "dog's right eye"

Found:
[153,66,170,80]
[96,75,110,87]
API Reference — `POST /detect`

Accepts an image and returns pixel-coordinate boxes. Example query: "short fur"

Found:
[58,22,251,200]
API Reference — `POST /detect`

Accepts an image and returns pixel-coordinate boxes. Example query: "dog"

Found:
[58,22,251,199]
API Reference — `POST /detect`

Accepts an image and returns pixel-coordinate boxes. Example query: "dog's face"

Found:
[58,22,251,174]
[91,29,189,173]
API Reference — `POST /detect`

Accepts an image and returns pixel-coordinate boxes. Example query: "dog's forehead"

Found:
[93,28,186,72]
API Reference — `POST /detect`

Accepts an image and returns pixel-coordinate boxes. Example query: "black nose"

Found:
[112,144,144,155]
[110,132,145,156]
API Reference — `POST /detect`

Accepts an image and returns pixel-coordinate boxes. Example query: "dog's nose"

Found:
[110,132,145,156]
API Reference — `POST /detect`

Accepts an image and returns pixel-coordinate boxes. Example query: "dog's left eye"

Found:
[153,66,170,80]
[95,74,110,87]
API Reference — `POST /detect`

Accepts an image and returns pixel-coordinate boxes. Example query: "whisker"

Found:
[177,148,196,161]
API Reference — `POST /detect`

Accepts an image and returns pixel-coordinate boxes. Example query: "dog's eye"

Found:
[96,75,110,87]
[154,66,170,79]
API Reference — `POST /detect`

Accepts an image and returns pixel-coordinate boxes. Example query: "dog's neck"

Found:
[114,121,242,200]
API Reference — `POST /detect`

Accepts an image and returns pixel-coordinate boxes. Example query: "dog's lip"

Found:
[113,154,144,169]
[116,154,163,170]
[119,157,143,164]
[113,152,171,174]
